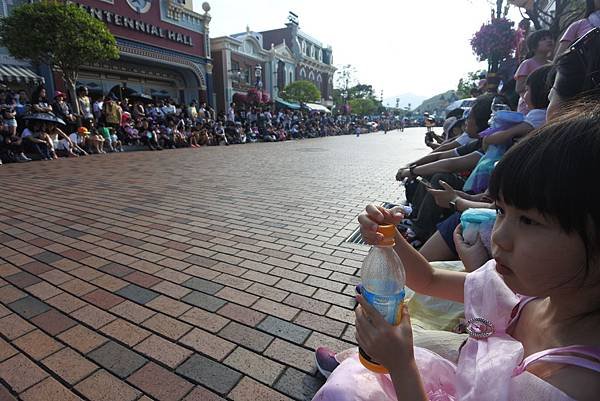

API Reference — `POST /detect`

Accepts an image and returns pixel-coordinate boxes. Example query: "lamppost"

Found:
[227,68,242,107]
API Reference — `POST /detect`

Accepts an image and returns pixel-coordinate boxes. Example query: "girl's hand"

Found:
[453,224,490,272]
[358,204,404,245]
[355,294,414,370]
[426,180,458,209]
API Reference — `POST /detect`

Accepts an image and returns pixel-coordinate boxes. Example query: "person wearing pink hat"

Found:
[52,90,76,125]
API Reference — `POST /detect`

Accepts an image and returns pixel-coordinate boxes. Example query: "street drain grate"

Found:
[345,202,398,245]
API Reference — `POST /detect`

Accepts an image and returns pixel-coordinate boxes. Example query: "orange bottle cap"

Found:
[377,225,396,245]
[377,224,396,237]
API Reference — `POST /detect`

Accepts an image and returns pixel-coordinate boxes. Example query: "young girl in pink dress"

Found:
[312,100,600,400]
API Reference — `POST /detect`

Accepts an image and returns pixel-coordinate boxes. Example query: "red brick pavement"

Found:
[0,130,428,400]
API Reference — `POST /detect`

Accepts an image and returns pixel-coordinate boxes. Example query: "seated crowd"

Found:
[0,87,396,164]
[313,24,600,401]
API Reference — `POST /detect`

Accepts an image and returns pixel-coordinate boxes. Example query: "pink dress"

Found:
[312,261,600,401]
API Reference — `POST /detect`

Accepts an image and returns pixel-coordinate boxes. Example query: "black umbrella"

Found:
[23,113,66,126]
[129,92,153,103]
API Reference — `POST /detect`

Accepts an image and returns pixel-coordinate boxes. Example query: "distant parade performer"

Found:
[424,112,435,133]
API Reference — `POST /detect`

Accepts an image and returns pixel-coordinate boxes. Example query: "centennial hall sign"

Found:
[74,3,194,46]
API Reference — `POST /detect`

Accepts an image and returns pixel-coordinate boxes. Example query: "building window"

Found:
[301,41,306,55]
[300,68,306,79]
[318,49,322,62]
[232,61,239,72]
[310,45,315,58]
[245,68,252,84]
[308,71,315,81]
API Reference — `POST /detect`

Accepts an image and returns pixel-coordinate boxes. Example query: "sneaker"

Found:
[19,153,32,161]
[315,347,340,378]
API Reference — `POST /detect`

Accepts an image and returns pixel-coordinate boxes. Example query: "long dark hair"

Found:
[30,85,47,104]
[525,65,552,109]
[469,93,495,133]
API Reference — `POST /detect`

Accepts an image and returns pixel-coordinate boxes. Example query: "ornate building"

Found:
[9,0,214,105]
[211,27,297,113]
[261,13,336,106]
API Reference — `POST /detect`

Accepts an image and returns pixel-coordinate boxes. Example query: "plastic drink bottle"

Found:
[359,224,406,374]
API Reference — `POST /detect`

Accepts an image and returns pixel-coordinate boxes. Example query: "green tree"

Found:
[333,64,357,106]
[456,70,484,99]
[0,1,119,113]
[332,88,344,106]
[347,84,376,100]
[281,80,321,103]
[348,98,378,116]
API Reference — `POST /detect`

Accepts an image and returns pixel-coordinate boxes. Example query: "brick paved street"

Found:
[0,128,430,401]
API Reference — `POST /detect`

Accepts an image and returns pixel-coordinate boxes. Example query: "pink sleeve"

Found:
[514,59,533,79]
[560,19,588,43]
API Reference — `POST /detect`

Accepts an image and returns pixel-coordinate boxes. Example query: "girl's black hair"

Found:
[470,93,495,133]
[525,29,552,57]
[446,108,465,119]
[525,64,552,109]
[489,99,600,278]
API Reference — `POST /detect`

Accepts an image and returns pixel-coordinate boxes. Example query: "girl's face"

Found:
[464,113,479,137]
[536,36,555,55]
[546,85,563,121]
[491,200,590,297]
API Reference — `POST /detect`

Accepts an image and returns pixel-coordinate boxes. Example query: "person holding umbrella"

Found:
[21,122,55,160]
[22,113,69,159]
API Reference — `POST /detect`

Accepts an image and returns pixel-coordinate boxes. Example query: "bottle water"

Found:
[491,96,511,113]
[359,224,406,374]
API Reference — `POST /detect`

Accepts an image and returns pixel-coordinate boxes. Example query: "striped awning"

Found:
[0,64,45,84]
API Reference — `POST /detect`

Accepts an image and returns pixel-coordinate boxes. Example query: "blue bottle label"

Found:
[362,287,405,325]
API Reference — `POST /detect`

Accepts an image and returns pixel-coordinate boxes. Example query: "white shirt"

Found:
[227,107,235,121]
[161,104,176,115]
[93,101,103,114]
[69,132,85,145]
[455,132,477,146]
[524,109,546,129]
